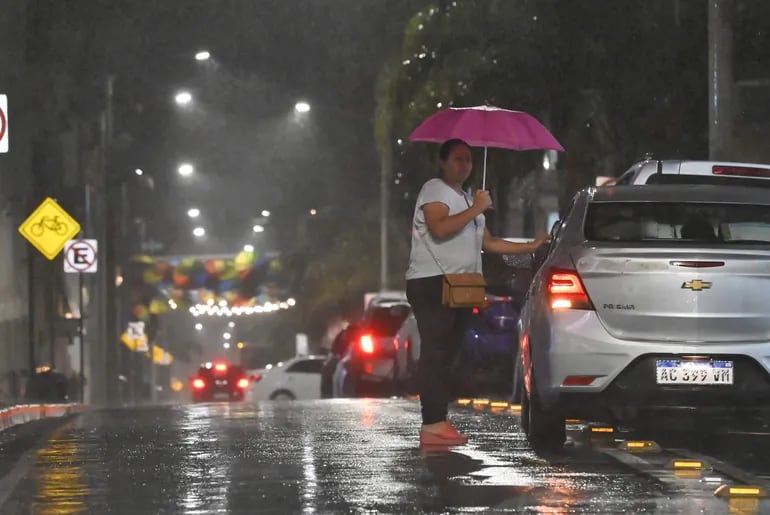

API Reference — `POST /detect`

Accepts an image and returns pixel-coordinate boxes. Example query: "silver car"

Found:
[517,184,770,449]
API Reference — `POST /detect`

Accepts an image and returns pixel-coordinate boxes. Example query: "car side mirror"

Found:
[550,220,561,239]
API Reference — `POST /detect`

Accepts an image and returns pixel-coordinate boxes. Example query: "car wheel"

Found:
[511,351,523,404]
[519,378,530,435]
[270,391,296,401]
[524,376,565,451]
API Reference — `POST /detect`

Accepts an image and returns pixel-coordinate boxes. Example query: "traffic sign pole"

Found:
[78,271,85,403]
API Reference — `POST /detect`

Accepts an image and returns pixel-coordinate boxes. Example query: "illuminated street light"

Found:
[309,209,318,216]
[193,227,205,238]
[195,323,203,331]
[252,225,265,233]
[294,101,311,113]
[188,208,200,218]
[243,244,255,252]
[195,50,211,61]
[228,321,235,328]
[237,342,245,350]
[223,332,231,340]
[175,90,193,106]
[178,163,194,177]
[223,342,231,349]
[261,210,271,217]
[135,168,144,176]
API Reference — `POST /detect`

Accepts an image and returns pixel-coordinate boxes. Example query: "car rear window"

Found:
[645,174,770,188]
[585,202,770,244]
[362,306,410,337]
[198,365,245,378]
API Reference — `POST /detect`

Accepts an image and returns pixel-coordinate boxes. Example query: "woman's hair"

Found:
[438,139,471,162]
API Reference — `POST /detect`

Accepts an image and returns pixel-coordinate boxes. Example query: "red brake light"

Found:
[712,165,770,178]
[192,378,206,389]
[237,378,249,389]
[563,375,600,386]
[214,363,228,372]
[547,270,593,310]
[360,335,375,354]
[472,307,480,315]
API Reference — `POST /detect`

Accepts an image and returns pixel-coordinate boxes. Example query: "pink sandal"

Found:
[419,424,469,446]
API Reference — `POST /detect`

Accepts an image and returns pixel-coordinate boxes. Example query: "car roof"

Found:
[589,185,770,205]
[622,159,770,184]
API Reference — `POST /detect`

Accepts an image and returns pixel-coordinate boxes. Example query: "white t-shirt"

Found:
[406,178,485,280]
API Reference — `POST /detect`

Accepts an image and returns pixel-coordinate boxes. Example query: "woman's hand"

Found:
[472,190,493,213]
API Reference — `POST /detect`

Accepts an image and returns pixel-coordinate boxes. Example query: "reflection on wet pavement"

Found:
[0,399,764,513]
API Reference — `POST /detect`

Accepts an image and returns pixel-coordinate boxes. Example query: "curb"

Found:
[0,403,86,432]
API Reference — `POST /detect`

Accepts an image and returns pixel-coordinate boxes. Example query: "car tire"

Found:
[511,351,524,404]
[522,376,565,452]
[270,391,296,401]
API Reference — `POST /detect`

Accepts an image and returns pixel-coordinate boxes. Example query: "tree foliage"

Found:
[377,0,710,212]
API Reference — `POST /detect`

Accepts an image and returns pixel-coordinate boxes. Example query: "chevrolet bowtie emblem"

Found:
[682,279,712,291]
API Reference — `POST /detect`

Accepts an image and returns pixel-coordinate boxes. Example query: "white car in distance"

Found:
[247,356,326,401]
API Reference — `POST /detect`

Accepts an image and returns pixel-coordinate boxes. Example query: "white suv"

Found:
[614,159,770,187]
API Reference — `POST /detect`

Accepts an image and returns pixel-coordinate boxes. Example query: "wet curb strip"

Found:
[0,404,86,432]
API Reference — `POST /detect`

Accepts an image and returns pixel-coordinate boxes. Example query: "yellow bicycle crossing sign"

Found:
[18,197,81,260]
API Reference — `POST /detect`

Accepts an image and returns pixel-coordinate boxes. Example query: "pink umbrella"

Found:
[408,105,565,189]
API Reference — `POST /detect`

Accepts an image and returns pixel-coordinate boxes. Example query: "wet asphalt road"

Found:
[0,399,769,514]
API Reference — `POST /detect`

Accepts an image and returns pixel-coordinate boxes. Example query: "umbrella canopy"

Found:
[409,105,564,188]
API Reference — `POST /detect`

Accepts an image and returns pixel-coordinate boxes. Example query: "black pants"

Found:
[406,275,472,425]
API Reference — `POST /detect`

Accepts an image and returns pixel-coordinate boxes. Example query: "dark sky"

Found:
[59,0,428,255]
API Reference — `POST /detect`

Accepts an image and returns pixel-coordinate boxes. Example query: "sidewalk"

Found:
[0,403,86,432]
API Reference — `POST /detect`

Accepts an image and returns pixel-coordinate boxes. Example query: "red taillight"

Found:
[214,363,228,372]
[713,165,770,178]
[360,334,375,354]
[547,270,593,310]
[192,378,206,389]
[237,378,249,389]
[562,375,600,386]
[472,307,480,315]
[251,374,262,383]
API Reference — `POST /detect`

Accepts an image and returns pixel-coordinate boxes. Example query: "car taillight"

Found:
[237,378,249,389]
[192,378,206,389]
[214,363,228,372]
[547,270,593,310]
[251,374,262,383]
[713,165,770,178]
[360,334,375,354]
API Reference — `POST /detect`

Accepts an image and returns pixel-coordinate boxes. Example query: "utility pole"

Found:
[379,149,390,291]
[708,0,734,160]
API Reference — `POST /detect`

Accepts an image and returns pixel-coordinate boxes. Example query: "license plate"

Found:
[213,392,231,400]
[655,359,733,385]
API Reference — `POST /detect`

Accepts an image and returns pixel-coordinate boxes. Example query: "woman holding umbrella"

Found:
[406,138,550,446]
